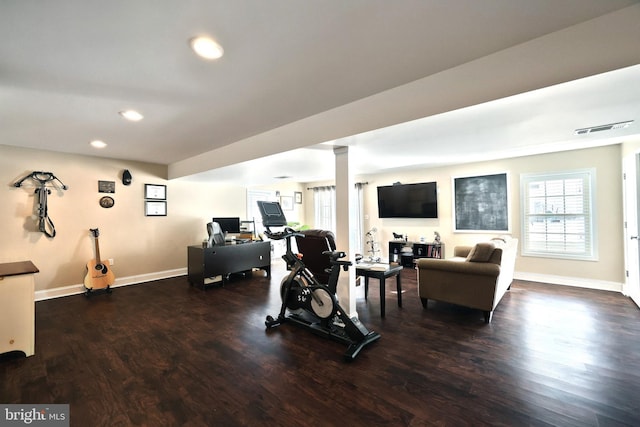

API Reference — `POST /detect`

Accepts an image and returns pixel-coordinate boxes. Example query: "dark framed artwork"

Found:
[144,184,166,200]
[145,201,167,216]
[98,180,116,193]
[453,172,509,232]
[294,191,302,204]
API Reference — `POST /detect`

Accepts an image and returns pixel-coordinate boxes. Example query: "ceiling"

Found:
[1,1,639,186]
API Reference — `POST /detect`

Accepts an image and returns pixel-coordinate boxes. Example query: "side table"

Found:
[355,263,403,317]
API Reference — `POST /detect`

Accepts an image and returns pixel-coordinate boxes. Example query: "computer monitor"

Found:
[212,217,241,234]
[257,201,287,227]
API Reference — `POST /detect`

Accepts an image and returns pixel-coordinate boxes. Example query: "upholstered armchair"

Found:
[416,238,518,323]
[294,229,337,285]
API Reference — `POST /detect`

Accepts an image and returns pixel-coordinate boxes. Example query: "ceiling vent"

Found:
[575,120,633,135]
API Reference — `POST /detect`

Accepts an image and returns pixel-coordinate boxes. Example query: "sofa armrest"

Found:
[453,246,473,258]
[416,258,500,277]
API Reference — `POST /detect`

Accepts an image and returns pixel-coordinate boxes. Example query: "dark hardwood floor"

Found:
[2,262,640,426]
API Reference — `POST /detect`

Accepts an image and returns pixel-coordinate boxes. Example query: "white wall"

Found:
[2,143,626,294]
[250,182,307,227]
[308,145,625,288]
[0,145,245,293]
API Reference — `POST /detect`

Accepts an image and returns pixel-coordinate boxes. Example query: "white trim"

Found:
[34,268,187,301]
[630,291,640,309]
[520,168,597,261]
[33,267,629,301]
[514,271,622,293]
[622,151,640,309]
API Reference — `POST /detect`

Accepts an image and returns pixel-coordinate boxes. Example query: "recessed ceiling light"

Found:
[189,36,224,60]
[90,140,107,149]
[119,110,144,122]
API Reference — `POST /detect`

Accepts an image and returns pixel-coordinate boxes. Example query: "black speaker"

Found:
[122,169,132,186]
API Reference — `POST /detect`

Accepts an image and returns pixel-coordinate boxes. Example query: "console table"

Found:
[187,241,271,288]
[0,260,39,357]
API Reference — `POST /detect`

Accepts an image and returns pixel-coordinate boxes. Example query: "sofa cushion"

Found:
[466,242,496,262]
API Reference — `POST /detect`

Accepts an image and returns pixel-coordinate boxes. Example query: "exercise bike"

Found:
[258,201,380,361]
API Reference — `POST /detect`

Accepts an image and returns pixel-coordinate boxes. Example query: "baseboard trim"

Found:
[514,272,623,293]
[628,291,640,309]
[34,269,624,301]
[34,268,188,301]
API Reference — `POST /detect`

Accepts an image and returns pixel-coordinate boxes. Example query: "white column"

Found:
[333,146,358,317]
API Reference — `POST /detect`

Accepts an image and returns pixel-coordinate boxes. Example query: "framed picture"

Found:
[294,191,302,204]
[98,180,116,193]
[145,184,166,200]
[145,201,167,216]
[453,172,509,232]
[280,196,294,211]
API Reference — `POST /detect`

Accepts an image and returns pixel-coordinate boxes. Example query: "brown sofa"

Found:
[416,238,518,323]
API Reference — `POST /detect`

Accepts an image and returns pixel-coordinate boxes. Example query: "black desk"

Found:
[356,264,403,317]
[187,241,271,288]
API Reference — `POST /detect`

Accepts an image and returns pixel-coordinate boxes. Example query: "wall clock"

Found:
[99,196,115,208]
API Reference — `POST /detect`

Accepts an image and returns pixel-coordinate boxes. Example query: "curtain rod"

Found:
[306,182,368,190]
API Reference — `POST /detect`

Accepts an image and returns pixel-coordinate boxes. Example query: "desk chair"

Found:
[207,222,226,247]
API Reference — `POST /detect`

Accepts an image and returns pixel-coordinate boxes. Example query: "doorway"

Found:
[622,152,640,308]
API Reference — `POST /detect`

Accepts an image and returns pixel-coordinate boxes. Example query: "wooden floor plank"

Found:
[1,264,640,426]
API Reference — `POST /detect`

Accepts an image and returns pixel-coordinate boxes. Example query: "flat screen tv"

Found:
[212,217,241,234]
[377,182,438,218]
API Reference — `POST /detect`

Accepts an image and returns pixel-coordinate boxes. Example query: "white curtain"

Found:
[313,186,336,232]
[353,183,366,255]
[312,183,366,254]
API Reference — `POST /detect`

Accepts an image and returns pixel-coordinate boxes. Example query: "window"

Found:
[521,169,596,260]
[311,184,366,253]
[313,186,336,232]
[247,189,277,234]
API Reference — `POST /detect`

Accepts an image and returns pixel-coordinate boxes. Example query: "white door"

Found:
[622,152,640,308]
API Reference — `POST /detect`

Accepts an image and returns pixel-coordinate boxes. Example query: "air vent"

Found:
[575,120,633,135]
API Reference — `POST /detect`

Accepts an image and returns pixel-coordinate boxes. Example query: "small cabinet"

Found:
[413,243,443,260]
[388,241,444,267]
[389,240,412,264]
[0,261,39,357]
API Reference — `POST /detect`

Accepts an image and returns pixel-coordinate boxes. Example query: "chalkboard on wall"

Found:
[453,173,509,232]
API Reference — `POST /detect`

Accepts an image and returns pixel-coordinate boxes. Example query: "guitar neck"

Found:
[94,237,102,264]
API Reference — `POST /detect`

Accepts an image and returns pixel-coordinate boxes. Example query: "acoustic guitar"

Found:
[84,228,115,292]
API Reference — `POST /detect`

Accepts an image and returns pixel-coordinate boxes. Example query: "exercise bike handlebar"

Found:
[265,227,352,268]
[263,226,304,241]
[321,250,350,263]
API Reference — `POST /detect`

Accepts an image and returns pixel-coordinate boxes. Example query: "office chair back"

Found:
[294,229,337,285]
[207,222,226,247]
